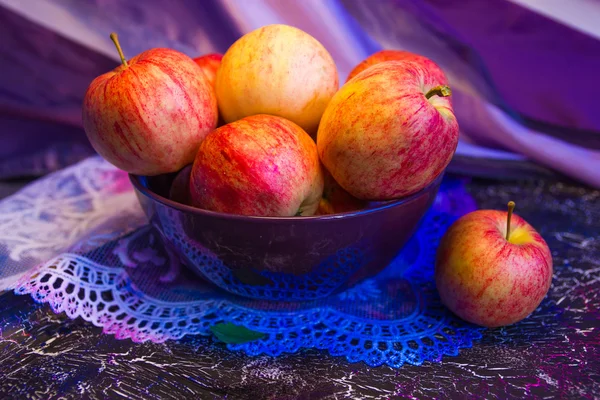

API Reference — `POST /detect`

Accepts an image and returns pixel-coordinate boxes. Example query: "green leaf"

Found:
[210,323,266,344]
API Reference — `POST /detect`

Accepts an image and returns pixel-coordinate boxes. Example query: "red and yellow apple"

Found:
[189,114,324,217]
[435,202,553,327]
[317,60,459,200]
[347,50,447,83]
[317,170,367,215]
[215,24,339,135]
[83,33,218,176]
[193,53,222,88]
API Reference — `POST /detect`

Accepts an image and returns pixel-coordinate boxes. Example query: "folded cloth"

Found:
[0,0,598,186]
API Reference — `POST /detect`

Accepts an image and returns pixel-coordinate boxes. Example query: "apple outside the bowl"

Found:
[435,202,553,328]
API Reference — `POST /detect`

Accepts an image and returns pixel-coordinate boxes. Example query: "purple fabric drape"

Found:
[0,0,598,187]
[0,7,113,176]
[391,0,600,147]
[341,0,600,187]
[0,0,236,177]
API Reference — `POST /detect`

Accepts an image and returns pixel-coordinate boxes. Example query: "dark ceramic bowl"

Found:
[130,173,442,300]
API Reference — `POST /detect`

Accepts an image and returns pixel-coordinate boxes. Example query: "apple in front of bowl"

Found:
[317,60,459,200]
[194,53,222,88]
[189,114,324,217]
[435,202,553,327]
[82,33,218,176]
[216,24,339,135]
[346,50,447,83]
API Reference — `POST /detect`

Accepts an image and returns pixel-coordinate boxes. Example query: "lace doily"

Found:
[0,157,145,289]
[1,157,483,368]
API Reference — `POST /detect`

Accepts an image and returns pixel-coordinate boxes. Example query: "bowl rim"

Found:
[129,171,443,223]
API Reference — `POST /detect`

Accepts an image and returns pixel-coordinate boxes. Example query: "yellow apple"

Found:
[215,24,339,135]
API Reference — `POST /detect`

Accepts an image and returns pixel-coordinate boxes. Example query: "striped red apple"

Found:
[435,202,553,327]
[317,60,459,200]
[83,33,218,176]
[346,50,447,83]
[194,53,222,88]
[189,115,324,217]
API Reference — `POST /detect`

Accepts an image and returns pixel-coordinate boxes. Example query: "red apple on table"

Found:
[435,202,553,327]
[83,33,218,176]
[189,114,324,217]
[193,53,222,88]
[317,170,367,215]
[317,60,459,200]
[346,50,447,83]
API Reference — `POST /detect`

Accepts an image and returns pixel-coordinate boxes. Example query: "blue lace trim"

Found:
[15,177,484,368]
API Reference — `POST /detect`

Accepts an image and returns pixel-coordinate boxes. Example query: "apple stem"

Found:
[425,85,452,100]
[110,32,128,68]
[506,201,516,240]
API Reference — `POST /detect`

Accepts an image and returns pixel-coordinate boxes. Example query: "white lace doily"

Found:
[0,157,145,289]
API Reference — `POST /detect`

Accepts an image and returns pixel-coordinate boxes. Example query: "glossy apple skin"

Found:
[215,24,339,135]
[346,50,447,83]
[317,60,459,200]
[83,48,218,176]
[189,114,324,217]
[435,210,553,328]
[317,170,367,215]
[193,53,222,88]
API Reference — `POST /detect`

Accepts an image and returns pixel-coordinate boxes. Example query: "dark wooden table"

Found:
[0,177,598,399]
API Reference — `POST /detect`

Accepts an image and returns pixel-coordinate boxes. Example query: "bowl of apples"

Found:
[83,27,459,300]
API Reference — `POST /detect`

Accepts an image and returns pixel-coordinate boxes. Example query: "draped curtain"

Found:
[0,0,598,187]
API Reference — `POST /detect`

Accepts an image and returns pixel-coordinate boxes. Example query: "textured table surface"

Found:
[0,177,598,399]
